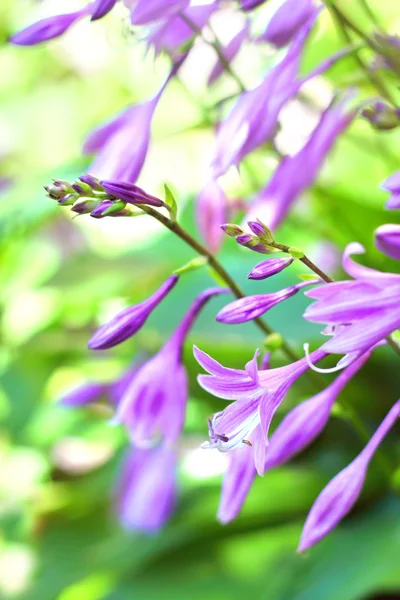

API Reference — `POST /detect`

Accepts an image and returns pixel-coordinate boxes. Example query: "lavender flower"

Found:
[248,257,294,280]
[114,288,229,447]
[208,24,249,85]
[196,180,227,253]
[375,224,400,260]
[10,7,90,45]
[59,382,107,407]
[91,0,118,21]
[116,445,177,532]
[240,0,267,10]
[299,400,400,552]
[130,0,189,25]
[304,241,400,359]
[246,94,355,228]
[258,0,318,48]
[88,275,179,350]
[218,443,256,524]
[381,171,400,209]
[216,280,319,324]
[195,345,326,474]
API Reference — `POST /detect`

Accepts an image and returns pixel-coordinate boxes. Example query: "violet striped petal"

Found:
[217,445,256,524]
[248,257,294,280]
[10,7,89,45]
[342,242,400,286]
[101,180,163,207]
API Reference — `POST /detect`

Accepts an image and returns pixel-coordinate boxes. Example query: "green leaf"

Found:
[164,184,178,222]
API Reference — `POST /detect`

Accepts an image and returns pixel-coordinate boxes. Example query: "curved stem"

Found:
[269,240,334,283]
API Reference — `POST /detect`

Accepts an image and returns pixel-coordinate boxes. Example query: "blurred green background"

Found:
[1,1,400,599]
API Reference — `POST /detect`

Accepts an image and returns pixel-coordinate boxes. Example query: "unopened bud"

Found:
[73,179,95,195]
[72,198,100,214]
[91,199,127,218]
[263,332,283,352]
[58,193,77,206]
[79,174,103,191]
[247,219,274,243]
[236,233,273,254]
[221,223,244,237]
[362,102,400,131]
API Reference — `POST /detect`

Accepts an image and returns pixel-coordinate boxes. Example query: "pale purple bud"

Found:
[101,181,163,207]
[90,199,127,218]
[91,0,118,21]
[236,234,271,254]
[10,7,89,45]
[78,174,103,191]
[221,223,244,237]
[298,400,400,552]
[375,224,400,260]
[248,257,294,280]
[88,275,179,350]
[362,101,400,131]
[196,180,227,253]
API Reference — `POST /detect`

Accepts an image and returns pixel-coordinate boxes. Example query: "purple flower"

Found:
[246,94,355,228]
[381,171,400,209]
[88,275,179,350]
[236,233,272,254]
[130,0,189,25]
[100,181,163,207]
[59,382,107,407]
[218,443,256,524]
[91,0,118,21]
[10,7,90,45]
[304,242,400,358]
[248,257,294,280]
[375,224,400,260]
[195,345,326,474]
[196,180,227,253]
[298,399,400,551]
[216,280,319,324]
[240,0,267,10]
[114,288,229,446]
[258,0,318,48]
[208,24,249,85]
[116,445,177,532]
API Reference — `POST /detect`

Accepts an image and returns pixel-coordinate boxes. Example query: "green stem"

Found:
[269,241,334,283]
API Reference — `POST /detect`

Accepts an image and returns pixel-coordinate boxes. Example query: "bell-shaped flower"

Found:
[10,6,90,45]
[245,94,355,228]
[196,180,227,253]
[91,0,118,21]
[217,443,256,524]
[381,170,400,209]
[375,223,400,260]
[216,280,319,324]
[248,257,294,280]
[195,345,326,474]
[298,399,400,551]
[258,0,318,48]
[88,275,179,350]
[208,24,249,85]
[114,288,229,446]
[116,445,177,532]
[130,0,189,25]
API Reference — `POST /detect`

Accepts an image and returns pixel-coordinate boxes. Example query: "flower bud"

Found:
[72,199,100,214]
[236,234,273,254]
[247,220,274,243]
[58,193,78,206]
[101,180,163,207]
[73,179,94,195]
[78,174,103,191]
[362,102,400,131]
[221,223,244,237]
[90,199,126,218]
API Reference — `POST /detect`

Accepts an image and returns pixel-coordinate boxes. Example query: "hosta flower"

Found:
[216,280,319,324]
[114,288,229,446]
[375,223,400,260]
[248,257,294,280]
[195,345,326,474]
[258,0,318,48]
[10,6,90,45]
[246,94,355,228]
[304,240,400,360]
[116,445,177,532]
[208,24,249,85]
[196,180,227,253]
[88,275,179,350]
[299,399,400,551]
[130,0,189,25]
[381,171,400,209]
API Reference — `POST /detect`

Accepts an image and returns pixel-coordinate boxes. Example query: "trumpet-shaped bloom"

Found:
[299,399,400,551]
[208,24,249,85]
[246,95,355,228]
[375,223,400,260]
[10,7,90,45]
[304,241,400,357]
[116,445,177,532]
[88,275,179,350]
[381,170,400,209]
[258,0,318,48]
[216,280,319,324]
[195,346,326,474]
[196,180,227,253]
[248,257,294,280]
[114,288,229,446]
[130,0,189,25]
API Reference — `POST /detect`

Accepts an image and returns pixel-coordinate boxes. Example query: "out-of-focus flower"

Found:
[218,443,255,523]
[10,6,91,45]
[248,257,294,280]
[362,101,400,131]
[91,0,118,20]
[196,180,227,253]
[246,95,355,228]
[195,345,326,474]
[381,171,400,209]
[298,399,400,551]
[304,241,400,361]
[88,275,179,350]
[59,382,107,407]
[116,445,177,532]
[114,288,229,447]
[216,280,319,324]
[208,24,249,85]
[239,0,267,10]
[130,0,189,25]
[375,224,400,260]
[258,0,318,48]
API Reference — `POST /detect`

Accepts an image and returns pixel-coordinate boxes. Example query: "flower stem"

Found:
[269,240,334,283]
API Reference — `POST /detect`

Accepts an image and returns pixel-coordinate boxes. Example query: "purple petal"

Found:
[131,0,189,25]
[196,180,227,253]
[217,445,256,524]
[259,0,318,48]
[10,8,88,45]
[342,242,400,286]
[101,180,163,207]
[91,0,118,20]
[59,382,106,406]
[375,223,400,260]
[193,346,248,379]
[248,257,294,280]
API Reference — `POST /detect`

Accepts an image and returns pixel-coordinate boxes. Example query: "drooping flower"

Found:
[304,241,400,359]
[116,445,177,532]
[248,257,294,280]
[10,6,91,45]
[375,224,400,260]
[258,0,318,48]
[114,288,229,447]
[195,345,326,474]
[130,0,189,25]
[245,94,356,228]
[216,280,319,324]
[208,24,249,85]
[196,180,227,253]
[381,171,400,209]
[298,399,400,552]
[88,275,179,350]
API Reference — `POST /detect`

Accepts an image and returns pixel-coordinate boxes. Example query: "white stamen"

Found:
[303,343,353,374]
